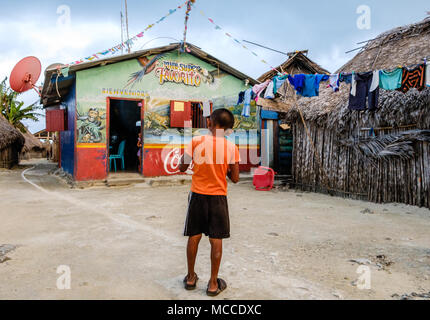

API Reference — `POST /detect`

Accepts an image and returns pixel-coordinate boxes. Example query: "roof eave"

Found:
[41,43,258,107]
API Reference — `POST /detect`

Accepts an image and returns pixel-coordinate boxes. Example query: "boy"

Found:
[179,108,240,297]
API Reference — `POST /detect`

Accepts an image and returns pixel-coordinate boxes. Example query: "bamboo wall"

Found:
[292,122,430,209]
[0,145,20,169]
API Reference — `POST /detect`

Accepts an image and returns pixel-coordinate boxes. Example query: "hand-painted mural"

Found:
[77,107,106,143]
[126,53,166,88]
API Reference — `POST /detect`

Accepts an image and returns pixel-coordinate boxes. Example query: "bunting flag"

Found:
[181,0,196,53]
[63,0,188,68]
[199,10,281,74]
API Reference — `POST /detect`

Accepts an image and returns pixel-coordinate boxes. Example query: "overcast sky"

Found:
[1,0,428,132]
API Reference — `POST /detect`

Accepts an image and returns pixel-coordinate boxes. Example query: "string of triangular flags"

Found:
[198,10,280,74]
[238,58,430,116]
[62,0,189,68]
[181,0,196,53]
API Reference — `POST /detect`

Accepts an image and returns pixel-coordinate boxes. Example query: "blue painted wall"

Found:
[60,83,76,176]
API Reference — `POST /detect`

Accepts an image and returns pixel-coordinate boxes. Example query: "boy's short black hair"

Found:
[210,108,235,130]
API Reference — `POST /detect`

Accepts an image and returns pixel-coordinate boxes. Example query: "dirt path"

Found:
[0,160,429,300]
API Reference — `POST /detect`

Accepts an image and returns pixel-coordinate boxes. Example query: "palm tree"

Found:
[0,77,43,133]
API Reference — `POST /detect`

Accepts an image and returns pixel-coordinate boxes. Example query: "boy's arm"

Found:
[227,144,241,183]
[180,138,194,173]
[179,153,192,173]
[227,162,240,184]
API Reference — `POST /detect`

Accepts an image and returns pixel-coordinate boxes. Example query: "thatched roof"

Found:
[258,52,330,82]
[0,116,25,150]
[256,52,329,112]
[283,17,430,131]
[22,129,44,152]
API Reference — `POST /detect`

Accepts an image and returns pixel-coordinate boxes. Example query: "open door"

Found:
[107,98,144,174]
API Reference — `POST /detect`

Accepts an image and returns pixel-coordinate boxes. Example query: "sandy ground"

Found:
[0,159,429,300]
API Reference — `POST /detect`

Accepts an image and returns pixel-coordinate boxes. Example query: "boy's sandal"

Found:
[206,278,227,297]
[183,274,199,290]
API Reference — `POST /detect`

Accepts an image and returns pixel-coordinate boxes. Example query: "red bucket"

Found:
[253,166,275,191]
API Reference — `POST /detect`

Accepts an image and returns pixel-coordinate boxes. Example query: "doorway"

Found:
[108,99,143,173]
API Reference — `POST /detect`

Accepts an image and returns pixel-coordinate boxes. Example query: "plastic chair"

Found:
[253,166,275,191]
[109,140,126,172]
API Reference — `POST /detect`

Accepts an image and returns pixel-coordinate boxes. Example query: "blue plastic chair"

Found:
[110,140,126,172]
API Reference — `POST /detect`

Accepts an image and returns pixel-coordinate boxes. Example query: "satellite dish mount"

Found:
[9,56,42,96]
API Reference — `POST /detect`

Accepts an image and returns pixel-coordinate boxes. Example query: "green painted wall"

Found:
[75,50,258,146]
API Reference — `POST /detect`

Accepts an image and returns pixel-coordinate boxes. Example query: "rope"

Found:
[55,72,62,98]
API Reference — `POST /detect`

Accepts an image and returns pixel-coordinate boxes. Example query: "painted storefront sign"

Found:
[155,60,203,87]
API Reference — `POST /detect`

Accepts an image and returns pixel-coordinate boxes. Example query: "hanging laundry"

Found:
[242,88,253,118]
[398,64,426,93]
[273,75,289,94]
[379,68,403,90]
[340,73,353,84]
[350,72,357,96]
[252,80,271,102]
[369,70,380,92]
[288,74,306,95]
[349,71,379,111]
[425,62,430,87]
[264,80,275,99]
[301,74,329,97]
[203,101,211,117]
[237,91,245,105]
[329,74,340,92]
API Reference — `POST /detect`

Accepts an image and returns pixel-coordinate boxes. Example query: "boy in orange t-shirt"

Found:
[179,108,240,297]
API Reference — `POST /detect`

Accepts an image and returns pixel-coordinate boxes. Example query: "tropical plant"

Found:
[0,77,43,133]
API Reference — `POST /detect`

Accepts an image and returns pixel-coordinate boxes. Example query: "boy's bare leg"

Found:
[208,238,223,292]
[187,234,202,284]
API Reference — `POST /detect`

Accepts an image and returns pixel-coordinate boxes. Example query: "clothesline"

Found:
[237,56,430,117]
[236,55,430,116]
[198,10,280,75]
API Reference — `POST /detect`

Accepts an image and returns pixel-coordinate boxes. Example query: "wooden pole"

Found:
[120,11,124,55]
[125,0,130,53]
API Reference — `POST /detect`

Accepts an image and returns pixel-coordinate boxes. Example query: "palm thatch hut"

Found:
[281,17,430,208]
[20,129,45,160]
[0,116,25,168]
[258,50,329,81]
[257,51,329,112]
[256,51,329,174]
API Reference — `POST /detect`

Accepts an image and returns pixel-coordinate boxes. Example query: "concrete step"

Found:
[106,178,147,187]
[78,173,259,189]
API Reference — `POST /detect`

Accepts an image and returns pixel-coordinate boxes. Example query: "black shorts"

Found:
[184,192,230,239]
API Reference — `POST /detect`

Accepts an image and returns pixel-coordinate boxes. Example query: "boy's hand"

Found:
[179,153,192,173]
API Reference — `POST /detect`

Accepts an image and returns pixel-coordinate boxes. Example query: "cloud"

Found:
[0,14,122,133]
[313,45,351,74]
[0,17,120,81]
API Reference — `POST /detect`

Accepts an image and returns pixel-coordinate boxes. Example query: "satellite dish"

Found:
[9,56,42,95]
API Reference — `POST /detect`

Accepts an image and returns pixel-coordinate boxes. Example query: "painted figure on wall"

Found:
[77,108,106,143]
[125,54,166,88]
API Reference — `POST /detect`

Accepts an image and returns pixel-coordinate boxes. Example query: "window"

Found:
[191,102,206,129]
[170,100,212,129]
[46,109,66,132]
[170,101,191,128]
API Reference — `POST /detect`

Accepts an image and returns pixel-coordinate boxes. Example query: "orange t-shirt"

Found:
[185,135,241,196]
